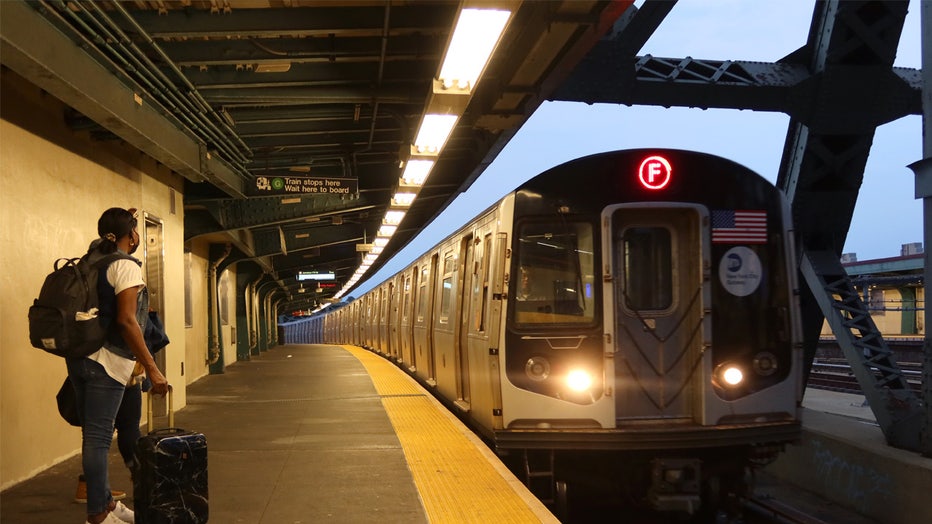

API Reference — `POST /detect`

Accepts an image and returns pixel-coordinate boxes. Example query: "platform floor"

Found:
[0,344,555,523]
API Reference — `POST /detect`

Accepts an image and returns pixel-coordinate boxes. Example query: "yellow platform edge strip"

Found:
[341,345,559,524]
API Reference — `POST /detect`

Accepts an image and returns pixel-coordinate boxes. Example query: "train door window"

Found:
[439,253,454,324]
[514,221,596,325]
[475,234,492,332]
[402,273,412,323]
[622,227,673,310]
[417,265,429,323]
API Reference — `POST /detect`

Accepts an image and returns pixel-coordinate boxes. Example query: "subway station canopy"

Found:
[0,0,921,313]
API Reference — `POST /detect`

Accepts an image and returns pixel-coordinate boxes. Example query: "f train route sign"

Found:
[247,176,358,197]
[638,155,672,190]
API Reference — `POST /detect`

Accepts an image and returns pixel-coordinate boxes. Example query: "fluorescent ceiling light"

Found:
[384,210,406,225]
[414,114,458,154]
[378,224,397,237]
[393,191,417,206]
[438,8,511,90]
[374,237,390,248]
[402,159,434,186]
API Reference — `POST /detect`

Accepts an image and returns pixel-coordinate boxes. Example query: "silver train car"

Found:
[307,149,803,514]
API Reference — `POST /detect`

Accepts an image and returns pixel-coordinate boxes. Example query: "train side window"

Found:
[622,227,672,310]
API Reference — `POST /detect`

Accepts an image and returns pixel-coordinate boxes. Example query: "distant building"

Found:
[901,242,924,256]
[820,243,924,337]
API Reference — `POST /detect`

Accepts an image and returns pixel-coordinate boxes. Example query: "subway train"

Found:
[292,149,803,516]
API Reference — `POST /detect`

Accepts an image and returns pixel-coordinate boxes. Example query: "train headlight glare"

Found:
[722,366,743,386]
[566,369,593,392]
[525,357,551,382]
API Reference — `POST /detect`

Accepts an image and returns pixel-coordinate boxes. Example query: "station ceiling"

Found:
[0,0,922,314]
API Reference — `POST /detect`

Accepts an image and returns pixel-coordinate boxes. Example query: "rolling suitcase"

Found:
[134,389,209,523]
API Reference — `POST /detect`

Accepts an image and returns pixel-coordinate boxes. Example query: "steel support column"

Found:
[909,0,932,458]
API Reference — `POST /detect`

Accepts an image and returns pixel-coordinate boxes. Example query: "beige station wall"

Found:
[182,239,240,382]
[0,71,218,489]
[820,286,925,337]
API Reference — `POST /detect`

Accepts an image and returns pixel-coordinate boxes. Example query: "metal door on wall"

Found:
[143,212,167,412]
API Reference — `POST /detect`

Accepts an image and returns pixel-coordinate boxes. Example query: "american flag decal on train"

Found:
[711,210,767,244]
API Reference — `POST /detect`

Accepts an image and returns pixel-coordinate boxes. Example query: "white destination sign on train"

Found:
[248,176,358,196]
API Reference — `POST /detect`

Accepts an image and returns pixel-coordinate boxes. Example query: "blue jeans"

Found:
[66,358,124,515]
[116,383,142,477]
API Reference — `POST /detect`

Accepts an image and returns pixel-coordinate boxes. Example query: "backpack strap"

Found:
[90,252,141,269]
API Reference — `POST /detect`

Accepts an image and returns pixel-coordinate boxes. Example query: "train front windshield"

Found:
[514,221,596,325]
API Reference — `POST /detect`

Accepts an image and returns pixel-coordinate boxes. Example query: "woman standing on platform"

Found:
[66,207,170,524]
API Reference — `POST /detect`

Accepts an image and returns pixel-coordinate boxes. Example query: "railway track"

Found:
[808,358,922,395]
[742,494,832,524]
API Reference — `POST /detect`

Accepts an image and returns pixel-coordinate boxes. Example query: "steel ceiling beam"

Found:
[0,1,246,197]
[184,194,379,241]
[127,5,453,39]
[157,35,444,67]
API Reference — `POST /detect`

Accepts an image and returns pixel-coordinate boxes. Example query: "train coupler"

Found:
[648,458,701,514]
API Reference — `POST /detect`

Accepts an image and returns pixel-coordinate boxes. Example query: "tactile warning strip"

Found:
[341,345,558,524]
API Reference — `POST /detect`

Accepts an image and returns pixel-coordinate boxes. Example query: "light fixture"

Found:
[384,210,406,225]
[335,3,513,302]
[414,114,459,154]
[438,8,511,91]
[392,191,417,206]
[401,159,435,186]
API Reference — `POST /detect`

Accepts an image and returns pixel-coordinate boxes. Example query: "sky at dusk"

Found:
[350,0,924,298]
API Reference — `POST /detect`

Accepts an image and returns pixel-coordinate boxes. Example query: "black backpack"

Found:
[28,252,135,359]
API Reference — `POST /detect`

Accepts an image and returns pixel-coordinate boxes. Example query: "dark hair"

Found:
[97,208,137,254]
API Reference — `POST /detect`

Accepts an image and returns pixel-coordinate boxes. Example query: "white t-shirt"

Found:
[88,258,146,385]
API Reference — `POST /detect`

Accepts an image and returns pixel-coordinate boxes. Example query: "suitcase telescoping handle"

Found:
[146,386,175,431]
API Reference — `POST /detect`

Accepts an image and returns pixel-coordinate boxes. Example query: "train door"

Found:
[382,282,392,356]
[390,278,400,360]
[413,256,438,385]
[455,234,474,410]
[604,204,706,422]
[401,269,415,370]
[433,249,457,399]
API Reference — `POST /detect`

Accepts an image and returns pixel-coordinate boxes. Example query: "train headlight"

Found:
[753,352,778,376]
[723,366,743,385]
[713,363,744,388]
[525,357,551,382]
[565,369,593,392]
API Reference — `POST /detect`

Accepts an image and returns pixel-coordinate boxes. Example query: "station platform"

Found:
[765,388,932,524]
[0,344,557,523]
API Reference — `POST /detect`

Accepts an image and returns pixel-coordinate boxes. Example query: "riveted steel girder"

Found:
[555,53,920,128]
[127,5,453,39]
[184,193,378,241]
[775,0,920,451]
[254,224,363,257]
